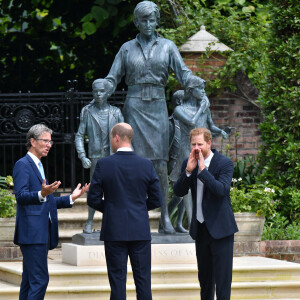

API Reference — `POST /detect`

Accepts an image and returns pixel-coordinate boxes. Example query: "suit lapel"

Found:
[208,149,219,175]
[26,154,43,183]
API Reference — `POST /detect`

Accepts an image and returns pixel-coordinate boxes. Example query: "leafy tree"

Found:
[0,0,138,92]
[256,0,300,188]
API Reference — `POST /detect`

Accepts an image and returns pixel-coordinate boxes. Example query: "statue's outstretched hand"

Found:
[221,130,228,139]
[81,157,91,169]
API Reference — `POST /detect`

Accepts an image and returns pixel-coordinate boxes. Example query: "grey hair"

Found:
[92,78,114,98]
[133,1,160,28]
[26,124,53,150]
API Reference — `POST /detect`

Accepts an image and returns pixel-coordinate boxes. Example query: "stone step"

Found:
[0,257,300,299]
[0,279,299,299]
[57,207,161,243]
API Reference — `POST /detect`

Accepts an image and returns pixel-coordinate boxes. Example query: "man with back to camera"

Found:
[13,123,90,300]
[87,122,162,300]
[173,127,238,300]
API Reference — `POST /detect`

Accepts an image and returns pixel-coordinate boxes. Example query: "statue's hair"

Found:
[172,90,184,107]
[189,127,212,143]
[133,1,160,27]
[111,123,134,143]
[185,75,206,96]
[26,124,53,150]
[92,78,114,98]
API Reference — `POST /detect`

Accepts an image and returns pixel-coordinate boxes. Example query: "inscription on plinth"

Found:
[62,242,197,266]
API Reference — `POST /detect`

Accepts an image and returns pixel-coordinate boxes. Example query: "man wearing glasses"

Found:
[13,123,90,299]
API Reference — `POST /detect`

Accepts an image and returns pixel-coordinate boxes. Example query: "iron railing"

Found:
[0,85,126,192]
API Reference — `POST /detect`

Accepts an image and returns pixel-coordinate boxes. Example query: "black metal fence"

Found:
[0,84,126,192]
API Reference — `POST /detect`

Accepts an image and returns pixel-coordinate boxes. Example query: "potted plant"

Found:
[230,179,277,242]
[0,176,16,245]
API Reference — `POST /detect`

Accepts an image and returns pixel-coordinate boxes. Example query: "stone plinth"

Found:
[62,242,196,266]
[63,232,196,266]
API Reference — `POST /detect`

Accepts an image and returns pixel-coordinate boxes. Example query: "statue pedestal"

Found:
[62,232,196,266]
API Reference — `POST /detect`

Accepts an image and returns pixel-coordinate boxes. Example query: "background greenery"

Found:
[1,0,299,237]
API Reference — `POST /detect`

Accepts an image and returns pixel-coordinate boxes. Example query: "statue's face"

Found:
[136,11,157,37]
[192,87,205,101]
[92,82,109,104]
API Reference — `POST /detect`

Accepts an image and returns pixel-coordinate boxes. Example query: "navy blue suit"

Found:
[87,151,162,300]
[13,154,72,300]
[174,149,238,300]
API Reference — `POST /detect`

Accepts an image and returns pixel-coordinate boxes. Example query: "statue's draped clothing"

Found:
[106,34,192,161]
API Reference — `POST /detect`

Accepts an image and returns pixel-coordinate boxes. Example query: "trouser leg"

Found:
[212,234,234,300]
[195,222,215,300]
[196,221,234,300]
[129,240,152,300]
[20,244,49,300]
[104,241,128,300]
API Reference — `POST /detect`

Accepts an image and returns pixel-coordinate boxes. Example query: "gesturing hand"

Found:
[186,148,198,174]
[71,183,90,201]
[41,179,61,197]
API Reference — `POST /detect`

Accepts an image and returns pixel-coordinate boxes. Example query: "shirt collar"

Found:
[204,150,214,169]
[117,147,133,152]
[136,33,159,45]
[27,151,41,167]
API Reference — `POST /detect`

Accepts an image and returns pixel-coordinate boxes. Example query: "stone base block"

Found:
[62,242,197,266]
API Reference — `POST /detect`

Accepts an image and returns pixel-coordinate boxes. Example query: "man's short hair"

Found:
[111,123,134,143]
[190,127,212,143]
[26,124,53,150]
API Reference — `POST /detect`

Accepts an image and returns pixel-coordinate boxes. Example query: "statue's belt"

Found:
[127,84,165,101]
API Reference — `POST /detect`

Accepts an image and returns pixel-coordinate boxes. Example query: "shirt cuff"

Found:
[38,191,47,202]
[69,195,74,205]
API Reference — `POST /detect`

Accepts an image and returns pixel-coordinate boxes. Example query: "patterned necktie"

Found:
[38,161,45,179]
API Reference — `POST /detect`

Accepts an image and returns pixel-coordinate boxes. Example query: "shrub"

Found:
[0,188,16,218]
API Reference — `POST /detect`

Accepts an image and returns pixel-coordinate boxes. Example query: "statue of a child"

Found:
[75,79,124,233]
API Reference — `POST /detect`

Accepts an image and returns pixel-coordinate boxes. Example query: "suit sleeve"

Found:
[146,163,162,211]
[13,160,41,205]
[198,158,233,198]
[55,195,73,209]
[173,159,193,197]
[87,160,104,212]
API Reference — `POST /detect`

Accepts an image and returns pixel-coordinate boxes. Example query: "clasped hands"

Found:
[186,148,206,174]
[41,179,90,201]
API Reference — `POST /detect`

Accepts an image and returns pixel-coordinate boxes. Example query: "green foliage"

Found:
[0,0,137,92]
[233,156,259,186]
[262,213,300,240]
[230,183,278,218]
[0,175,13,189]
[276,186,300,223]
[0,188,16,218]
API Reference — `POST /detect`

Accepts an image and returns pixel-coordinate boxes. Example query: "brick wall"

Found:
[260,240,300,264]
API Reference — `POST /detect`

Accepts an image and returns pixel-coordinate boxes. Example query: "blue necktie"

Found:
[38,161,45,179]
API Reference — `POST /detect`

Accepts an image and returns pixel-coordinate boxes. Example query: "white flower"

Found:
[238,177,242,181]
[264,187,275,193]
[232,178,237,183]
[265,181,269,184]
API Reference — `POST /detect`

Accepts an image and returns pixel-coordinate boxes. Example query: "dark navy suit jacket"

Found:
[13,154,72,250]
[87,151,162,241]
[174,149,238,240]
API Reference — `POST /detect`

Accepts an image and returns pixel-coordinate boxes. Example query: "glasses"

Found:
[36,139,54,146]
